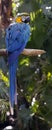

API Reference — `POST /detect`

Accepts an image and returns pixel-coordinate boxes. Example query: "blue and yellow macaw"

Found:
[5,12,30,116]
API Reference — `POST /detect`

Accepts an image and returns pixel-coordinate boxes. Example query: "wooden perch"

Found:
[0,48,46,56]
[22,49,46,56]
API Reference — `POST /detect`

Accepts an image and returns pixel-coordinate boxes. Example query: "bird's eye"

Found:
[22,16,26,22]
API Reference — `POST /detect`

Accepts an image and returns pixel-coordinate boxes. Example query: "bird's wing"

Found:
[6,23,30,53]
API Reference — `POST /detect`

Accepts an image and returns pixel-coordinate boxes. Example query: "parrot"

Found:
[5,12,30,118]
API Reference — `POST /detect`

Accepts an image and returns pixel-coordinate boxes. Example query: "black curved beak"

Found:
[23,16,30,23]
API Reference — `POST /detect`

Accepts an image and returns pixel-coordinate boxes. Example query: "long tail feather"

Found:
[9,58,18,108]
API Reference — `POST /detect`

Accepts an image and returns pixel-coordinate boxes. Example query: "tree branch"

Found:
[0,49,46,56]
[22,49,46,56]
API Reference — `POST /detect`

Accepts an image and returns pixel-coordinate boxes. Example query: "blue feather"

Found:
[6,22,30,108]
[9,59,18,107]
[6,23,30,53]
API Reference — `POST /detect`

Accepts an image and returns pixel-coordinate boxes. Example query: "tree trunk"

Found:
[0,0,2,27]
[1,0,12,27]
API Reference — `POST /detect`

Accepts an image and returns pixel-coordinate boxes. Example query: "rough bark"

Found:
[1,0,12,27]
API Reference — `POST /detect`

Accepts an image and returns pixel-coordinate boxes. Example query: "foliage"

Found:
[12,0,23,16]
[0,70,9,121]
[0,70,9,87]
[14,108,50,130]
[18,55,52,126]
[0,99,9,122]
[43,27,52,62]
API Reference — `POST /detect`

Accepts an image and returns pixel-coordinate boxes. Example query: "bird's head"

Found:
[15,12,30,23]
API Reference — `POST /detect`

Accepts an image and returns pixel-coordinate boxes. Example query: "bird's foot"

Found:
[6,111,17,125]
[9,115,15,122]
